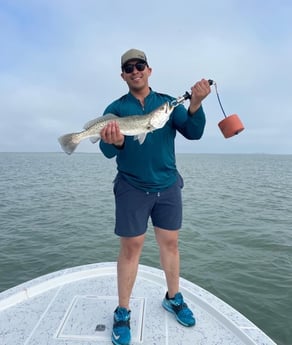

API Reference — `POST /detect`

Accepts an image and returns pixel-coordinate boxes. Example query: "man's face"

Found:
[121,59,152,92]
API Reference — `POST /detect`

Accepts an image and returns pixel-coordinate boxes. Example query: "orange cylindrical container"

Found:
[218,114,244,138]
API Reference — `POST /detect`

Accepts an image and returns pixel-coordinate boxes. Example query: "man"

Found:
[99,48,210,345]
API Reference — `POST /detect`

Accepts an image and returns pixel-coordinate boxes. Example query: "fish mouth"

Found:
[165,102,174,114]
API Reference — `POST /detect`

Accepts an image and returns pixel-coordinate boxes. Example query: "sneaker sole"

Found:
[112,335,130,345]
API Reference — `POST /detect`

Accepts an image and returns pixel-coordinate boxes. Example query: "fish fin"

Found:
[90,136,100,143]
[83,114,119,130]
[134,133,147,144]
[58,132,80,155]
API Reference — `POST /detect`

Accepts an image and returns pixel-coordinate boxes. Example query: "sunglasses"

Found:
[123,62,147,74]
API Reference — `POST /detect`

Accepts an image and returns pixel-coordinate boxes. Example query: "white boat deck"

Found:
[0,262,276,345]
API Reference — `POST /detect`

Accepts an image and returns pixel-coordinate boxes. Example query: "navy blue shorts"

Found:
[113,174,184,237]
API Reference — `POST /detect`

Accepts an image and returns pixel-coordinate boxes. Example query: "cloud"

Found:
[0,0,291,153]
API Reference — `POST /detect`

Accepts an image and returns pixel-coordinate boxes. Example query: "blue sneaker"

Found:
[112,307,131,345]
[162,292,196,327]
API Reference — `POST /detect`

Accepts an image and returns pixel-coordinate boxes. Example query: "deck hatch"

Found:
[56,295,145,342]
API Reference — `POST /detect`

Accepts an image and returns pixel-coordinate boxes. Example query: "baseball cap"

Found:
[121,49,148,67]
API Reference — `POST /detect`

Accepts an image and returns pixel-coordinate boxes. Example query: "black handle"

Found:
[182,79,214,100]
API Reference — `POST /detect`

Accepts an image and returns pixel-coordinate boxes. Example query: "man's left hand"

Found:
[189,79,211,114]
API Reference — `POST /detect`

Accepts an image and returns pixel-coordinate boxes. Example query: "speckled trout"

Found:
[58,102,174,155]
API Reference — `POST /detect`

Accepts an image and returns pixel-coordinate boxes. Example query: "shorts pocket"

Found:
[177,173,184,189]
[113,174,135,197]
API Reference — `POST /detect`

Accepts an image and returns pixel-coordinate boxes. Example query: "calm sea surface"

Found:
[0,153,291,345]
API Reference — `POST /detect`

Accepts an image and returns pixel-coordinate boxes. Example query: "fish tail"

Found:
[58,133,81,155]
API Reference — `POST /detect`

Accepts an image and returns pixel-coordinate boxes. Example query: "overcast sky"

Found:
[1,0,291,154]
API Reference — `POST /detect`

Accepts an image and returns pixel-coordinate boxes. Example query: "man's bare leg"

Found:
[117,234,145,309]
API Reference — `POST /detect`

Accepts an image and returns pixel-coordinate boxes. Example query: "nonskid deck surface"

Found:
[0,262,276,345]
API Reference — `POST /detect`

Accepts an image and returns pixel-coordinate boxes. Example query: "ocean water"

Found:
[0,152,291,345]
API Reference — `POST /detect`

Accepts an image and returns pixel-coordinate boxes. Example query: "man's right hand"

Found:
[100,121,125,147]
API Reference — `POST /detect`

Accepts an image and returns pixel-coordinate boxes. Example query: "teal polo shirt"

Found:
[99,89,206,192]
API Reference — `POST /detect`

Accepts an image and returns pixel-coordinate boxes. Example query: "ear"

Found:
[147,67,152,76]
[121,72,126,81]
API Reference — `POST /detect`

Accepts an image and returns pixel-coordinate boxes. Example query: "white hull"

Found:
[0,262,276,345]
